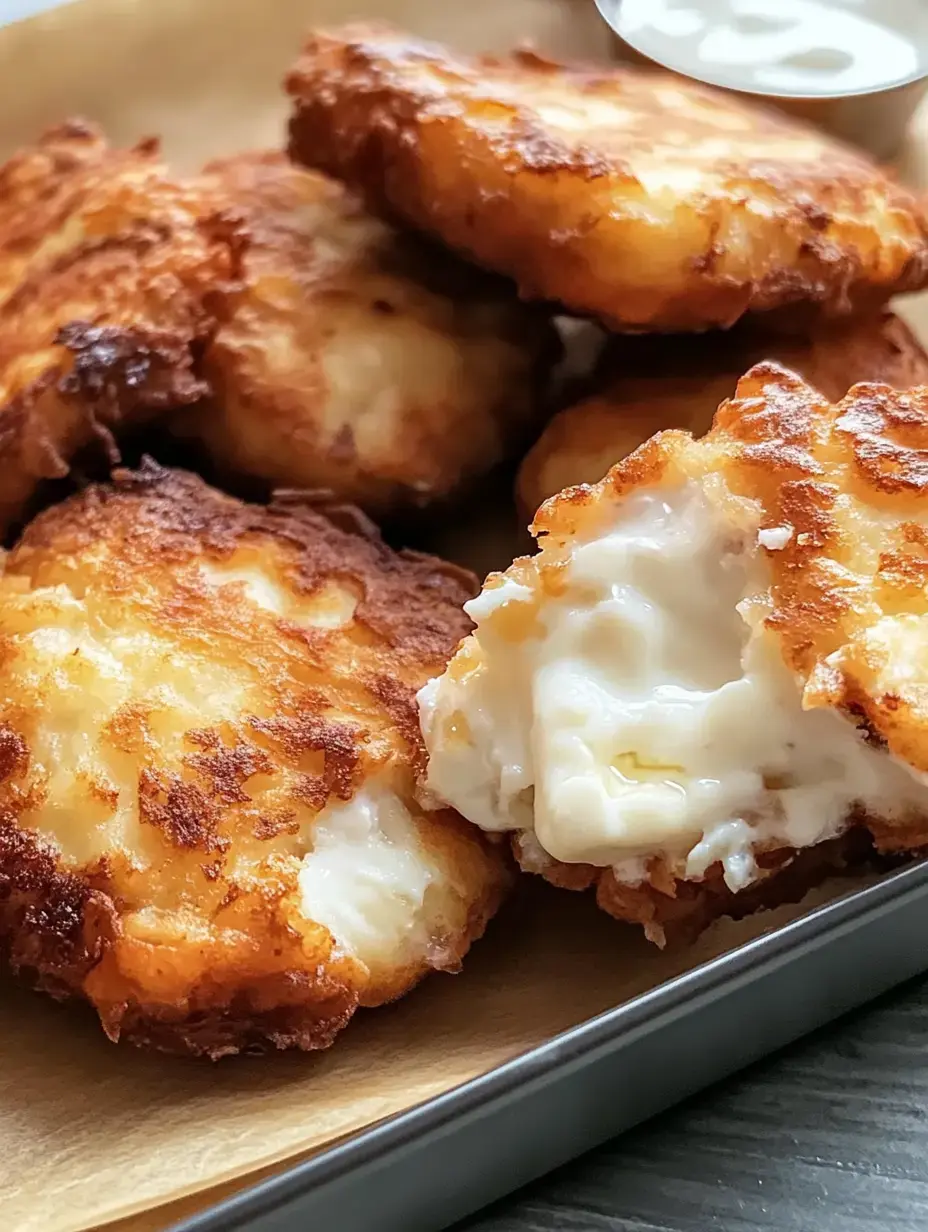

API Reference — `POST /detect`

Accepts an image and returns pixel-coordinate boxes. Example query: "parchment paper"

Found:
[0,2,925,1229]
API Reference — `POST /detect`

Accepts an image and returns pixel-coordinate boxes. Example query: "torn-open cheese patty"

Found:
[419,364,928,941]
[0,462,508,1057]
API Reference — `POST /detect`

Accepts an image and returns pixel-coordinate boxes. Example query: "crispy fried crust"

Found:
[0,462,509,1057]
[518,313,928,512]
[174,151,554,515]
[516,828,881,947]
[286,26,928,331]
[0,120,241,532]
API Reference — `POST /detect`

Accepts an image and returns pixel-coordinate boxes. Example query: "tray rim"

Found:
[176,856,928,1232]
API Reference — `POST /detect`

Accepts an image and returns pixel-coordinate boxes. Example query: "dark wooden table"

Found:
[462,974,928,1232]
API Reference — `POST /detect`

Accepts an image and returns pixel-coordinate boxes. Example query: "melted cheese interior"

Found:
[419,482,928,889]
[299,784,439,970]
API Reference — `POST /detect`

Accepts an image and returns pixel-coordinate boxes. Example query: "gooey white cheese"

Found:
[299,784,439,971]
[418,483,928,890]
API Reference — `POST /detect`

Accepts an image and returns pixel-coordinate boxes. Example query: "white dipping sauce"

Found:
[613,0,928,95]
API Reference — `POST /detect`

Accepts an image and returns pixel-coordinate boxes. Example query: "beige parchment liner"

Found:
[0,1,926,1229]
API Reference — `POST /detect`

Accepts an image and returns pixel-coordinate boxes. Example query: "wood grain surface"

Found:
[461,974,928,1232]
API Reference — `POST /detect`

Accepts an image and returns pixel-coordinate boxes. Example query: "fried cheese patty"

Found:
[518,313,928,513]
[174,151,554,515]
[0,120,238,532]
[419,365,928,944]
[286,27,928,332]
[0,462,509,1057]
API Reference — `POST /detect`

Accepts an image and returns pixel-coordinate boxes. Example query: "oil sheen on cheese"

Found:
[418,484,928,891]
[609,0,927,96]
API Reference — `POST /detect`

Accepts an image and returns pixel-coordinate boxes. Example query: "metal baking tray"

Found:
[179,859,928,1232]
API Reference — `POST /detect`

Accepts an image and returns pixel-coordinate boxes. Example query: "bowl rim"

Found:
[594,0,928,103]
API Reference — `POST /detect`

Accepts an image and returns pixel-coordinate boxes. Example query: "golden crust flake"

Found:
[286,26,928,331]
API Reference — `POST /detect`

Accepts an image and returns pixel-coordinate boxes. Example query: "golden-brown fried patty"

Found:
[0,119,239,533]
[286,27,928,332]
[172,151,554,515]
[0,461,509,1057]
[420,365,928,944]
[518,312,928,513]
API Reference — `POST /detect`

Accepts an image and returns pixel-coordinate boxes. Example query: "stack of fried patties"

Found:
[290,29,928,940]
[1,25,928,1060]
[0,112,539,1057]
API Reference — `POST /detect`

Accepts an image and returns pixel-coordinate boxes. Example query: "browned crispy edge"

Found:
[520,827,901,947]
[1,806,509,1060]
[108,858,508,1058]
